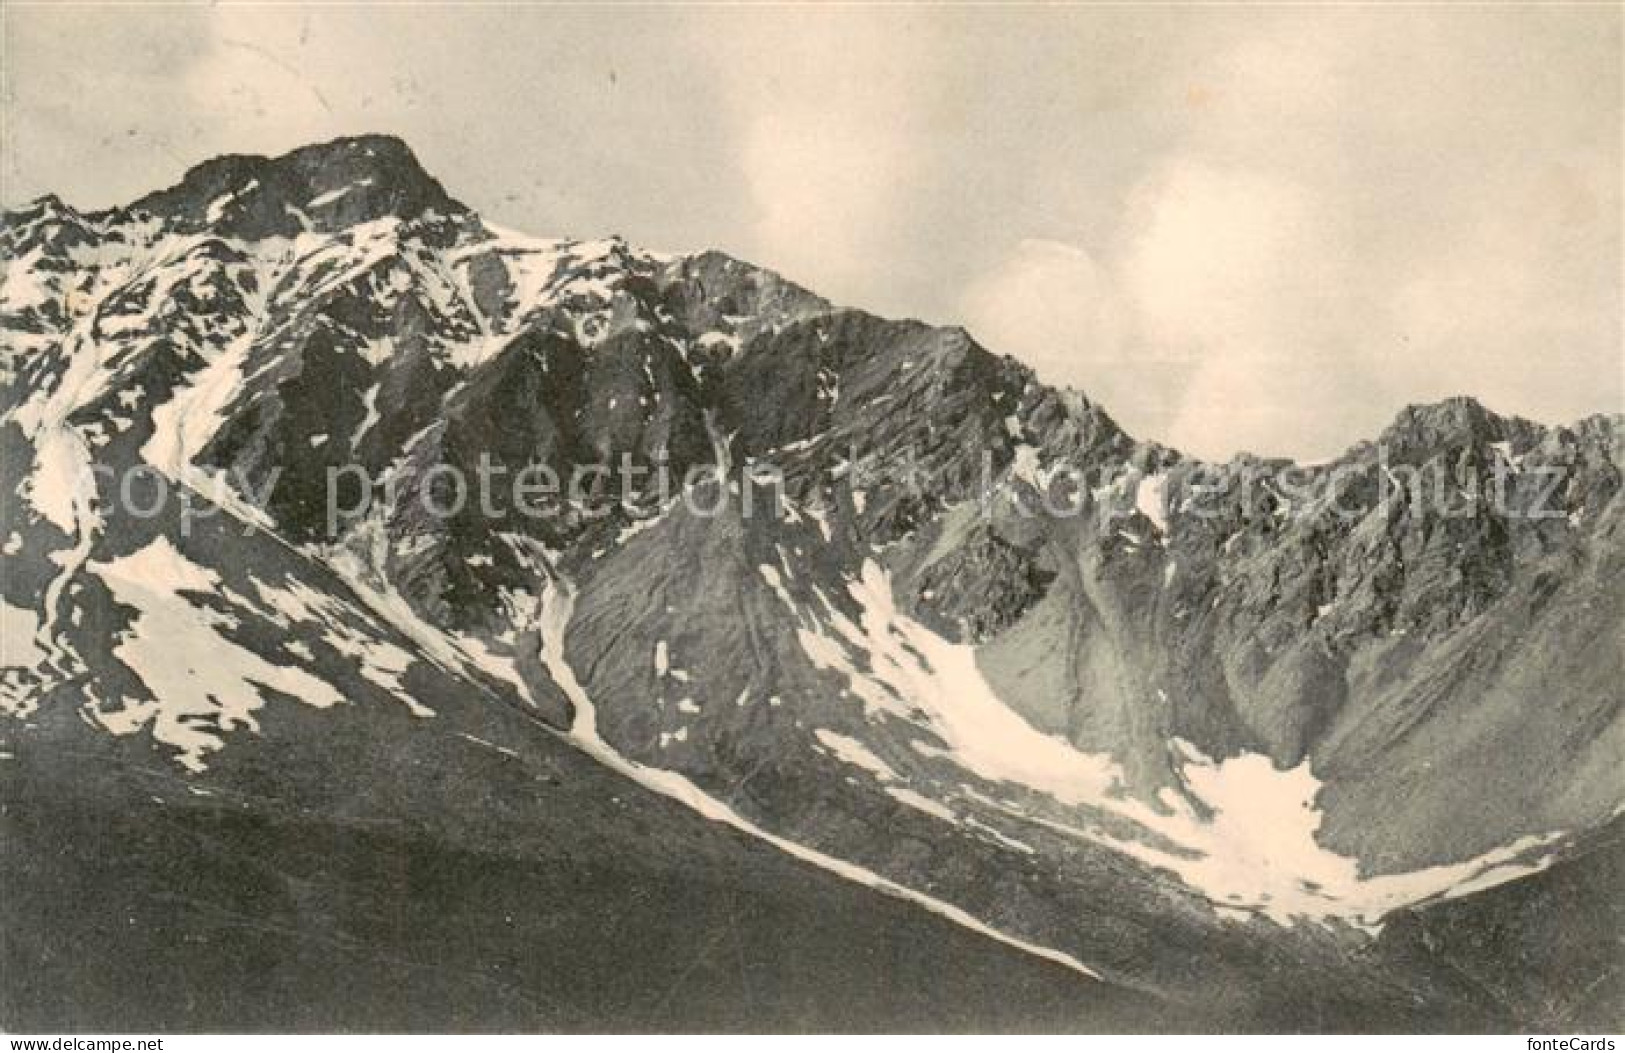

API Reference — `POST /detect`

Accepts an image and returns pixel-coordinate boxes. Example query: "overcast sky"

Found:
[4,4,1620,459]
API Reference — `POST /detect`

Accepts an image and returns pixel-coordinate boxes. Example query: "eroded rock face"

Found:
[4,135,1621,1031]
[910,523,1055,644]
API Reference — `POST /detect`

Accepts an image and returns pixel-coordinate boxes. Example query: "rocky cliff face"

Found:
[4,135,1620,1030]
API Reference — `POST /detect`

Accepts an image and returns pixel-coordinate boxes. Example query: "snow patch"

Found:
[797,560,1562,929]
[246,571,430,717]
[1010,444,1045,489]
[26,425,95,533]
[459,732,522,760]
[351,384,382,449]
[91,538,346,772]
[1134,471,1169,534]
[308,179,370,210]
[205,179,258,223]
[814,728,898,781]
[888,786,959,823]
[0,600,49,716]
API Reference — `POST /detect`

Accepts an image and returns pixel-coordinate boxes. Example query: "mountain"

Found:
[3,134,1620,1032]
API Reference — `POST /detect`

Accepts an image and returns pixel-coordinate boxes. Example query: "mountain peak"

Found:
[290,131,420,162]
[7,192,67,217]
[125,132,465,239]
[1377,395,1532,461]
[1,192,95,258]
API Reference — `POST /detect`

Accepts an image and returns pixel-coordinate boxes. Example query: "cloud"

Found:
[1120,159,1355,358]
[181,11,350,149]
[682,10,959,313]
[959,239,1186,436]
[957,8,1619,460]
[7,5,1619,460]
[1120,159,1384,459]
[739,107,914,302]
[961,240,1127,369]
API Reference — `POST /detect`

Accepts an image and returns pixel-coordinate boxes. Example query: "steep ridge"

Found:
[3,134,1620,1029]
[0,466,1191,1031]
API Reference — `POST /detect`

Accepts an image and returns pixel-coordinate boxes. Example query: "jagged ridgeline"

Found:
[3,135,1620,1031]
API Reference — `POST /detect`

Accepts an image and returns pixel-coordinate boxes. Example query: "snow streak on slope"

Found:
[142,324,254,487]
[801,560,1566,930]
[29,426,99,670]
[533,573,1106,982]
[325,515,500,679]
[13,340,107,683]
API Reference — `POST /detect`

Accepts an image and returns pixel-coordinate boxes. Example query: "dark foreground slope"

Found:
[0,694,1192,1033]
[1377,814,1625,1033]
